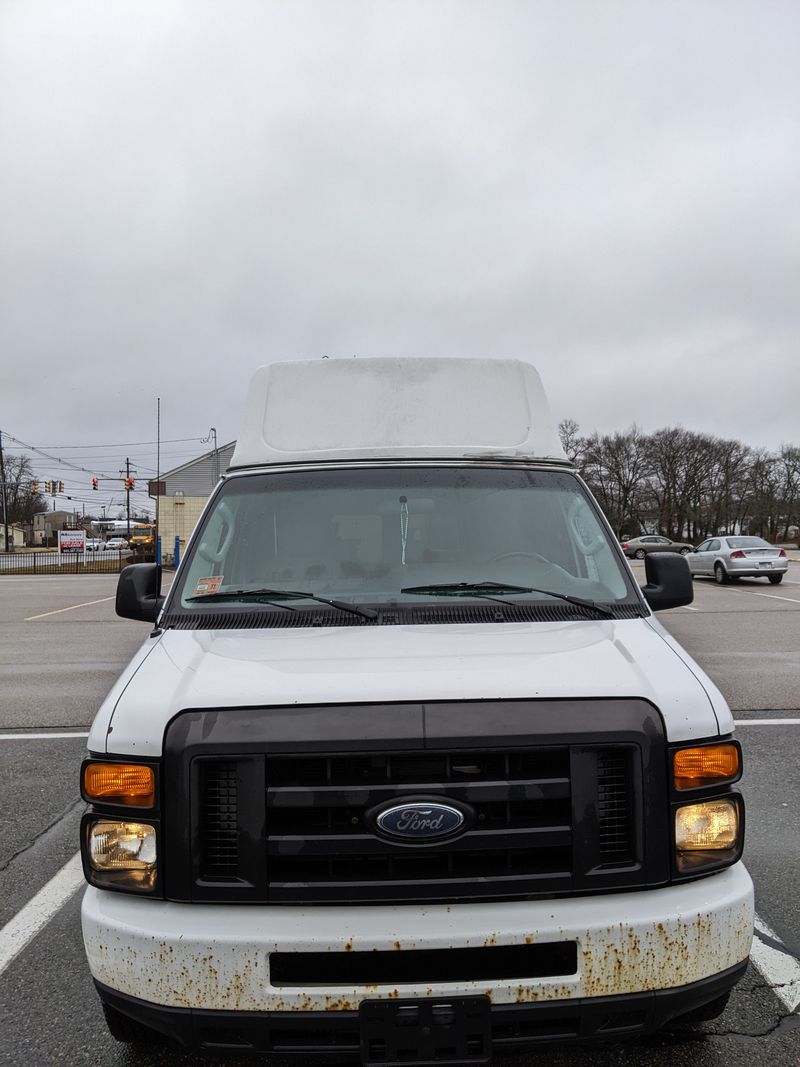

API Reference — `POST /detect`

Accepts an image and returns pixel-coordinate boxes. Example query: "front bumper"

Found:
[82,863,753,1015]
[96,960,749,1055]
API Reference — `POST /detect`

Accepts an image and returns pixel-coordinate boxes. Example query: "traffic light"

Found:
[44,480,51,494]
[124,477,135,491]
[92,478,98,491]
[58,481,65,492]
[31,481,39,494]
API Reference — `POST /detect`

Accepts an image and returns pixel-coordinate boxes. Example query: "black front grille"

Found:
[265,748,575,903]
[165,700,668,906]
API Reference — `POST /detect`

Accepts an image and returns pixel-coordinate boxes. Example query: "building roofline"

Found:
[157,441,236,482]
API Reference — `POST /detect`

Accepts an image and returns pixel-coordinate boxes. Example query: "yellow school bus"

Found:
[128,524,155,551]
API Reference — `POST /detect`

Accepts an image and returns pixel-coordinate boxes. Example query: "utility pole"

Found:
[156,397,160,562]
[0,428,9,553]
[125,457,131,540]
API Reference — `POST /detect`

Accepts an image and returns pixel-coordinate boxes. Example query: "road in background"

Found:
[0,574,155,729]
[0,569,798,1065]
[648,563,800,711]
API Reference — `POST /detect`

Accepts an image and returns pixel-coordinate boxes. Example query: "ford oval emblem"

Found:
[375,801,466,842]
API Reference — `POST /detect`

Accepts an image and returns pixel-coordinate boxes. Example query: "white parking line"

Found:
[739,591,800,605]
[735,719,800,725]
[0,853,84,978]
[25,596,115,621]
[751,915,800,1013]
[0,732,89,741]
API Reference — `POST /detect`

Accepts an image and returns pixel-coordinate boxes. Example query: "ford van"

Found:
[80,357,752,1063]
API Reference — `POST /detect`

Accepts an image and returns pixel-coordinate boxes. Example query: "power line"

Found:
[3,433,120,477]
[28,437,206,449]
[3,430,216,483]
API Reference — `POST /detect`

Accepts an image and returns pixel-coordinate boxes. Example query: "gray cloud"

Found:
[1,0,798,495]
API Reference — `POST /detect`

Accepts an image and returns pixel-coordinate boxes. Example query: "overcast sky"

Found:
[1,1,798,513]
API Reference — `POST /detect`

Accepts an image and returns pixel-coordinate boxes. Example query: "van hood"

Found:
[93,618,731,756]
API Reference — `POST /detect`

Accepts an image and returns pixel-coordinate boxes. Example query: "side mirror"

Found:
[641,552,693,611]
[116,563,164,623]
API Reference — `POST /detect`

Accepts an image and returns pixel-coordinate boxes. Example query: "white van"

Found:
[80,358,752,1063]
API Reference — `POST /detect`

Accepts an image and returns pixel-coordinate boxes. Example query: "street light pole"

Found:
[0,428,9,553]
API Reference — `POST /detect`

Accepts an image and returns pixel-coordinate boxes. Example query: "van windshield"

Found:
[173,466,635,613]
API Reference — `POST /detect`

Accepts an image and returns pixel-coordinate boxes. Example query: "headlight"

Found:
[85,819,157,892]
[674,798,741,874]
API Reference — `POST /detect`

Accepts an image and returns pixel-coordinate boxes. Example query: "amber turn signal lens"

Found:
[83,762,155,806]
[673,743,740,790]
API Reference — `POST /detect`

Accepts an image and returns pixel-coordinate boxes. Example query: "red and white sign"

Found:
[58,529,86,554]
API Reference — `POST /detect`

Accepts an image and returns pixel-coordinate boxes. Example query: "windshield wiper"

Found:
[185,588,377,620]
[399,581,615,619]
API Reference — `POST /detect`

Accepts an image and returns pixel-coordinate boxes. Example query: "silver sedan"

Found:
[687,536,789,584]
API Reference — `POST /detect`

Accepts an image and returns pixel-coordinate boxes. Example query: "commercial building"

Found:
[0,523,25,549]
[149,442,235,560]
[30,510,83,546]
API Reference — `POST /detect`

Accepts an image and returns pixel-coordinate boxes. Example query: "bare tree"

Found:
[3,454,46,525]
[776,445,800,541]
[742,450,782,539]
[558,419,588,466]
[582,426,650,537]
[558,418,798,544]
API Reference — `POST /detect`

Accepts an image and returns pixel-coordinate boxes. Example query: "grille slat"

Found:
[267,825,572,857]
[268,778,571,808]
[268,869,574,904]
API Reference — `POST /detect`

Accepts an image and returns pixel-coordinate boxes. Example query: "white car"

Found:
[688,536,789,584]
[104,538,129,551]
[84,539,103,552]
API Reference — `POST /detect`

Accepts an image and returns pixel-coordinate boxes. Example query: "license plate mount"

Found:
[359,995,492,1066]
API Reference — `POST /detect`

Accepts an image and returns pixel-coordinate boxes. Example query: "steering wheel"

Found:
[489,551,550,565]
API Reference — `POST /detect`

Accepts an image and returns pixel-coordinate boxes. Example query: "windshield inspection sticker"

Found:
[193,576,223,597]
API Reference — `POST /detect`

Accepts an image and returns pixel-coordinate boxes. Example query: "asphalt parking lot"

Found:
[0,567,799,1066]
